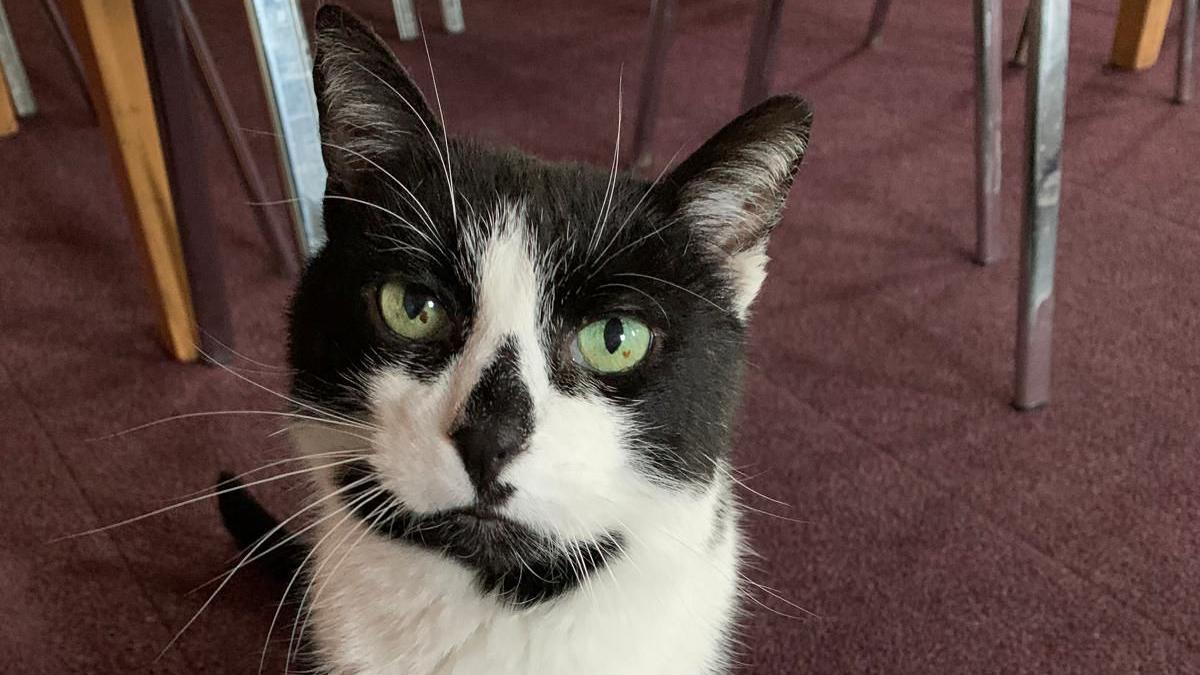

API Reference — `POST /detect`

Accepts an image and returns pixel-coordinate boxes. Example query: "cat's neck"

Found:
[303,487,740,675]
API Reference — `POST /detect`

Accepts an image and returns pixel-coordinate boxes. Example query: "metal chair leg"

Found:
[0,0,36,117]
[393,0,418,40]
[974,0,1002,265]
[1011,3,1032,66]
[1014,0,1071,410]
[1175,0,1197,104]
[864,0,894,48]
[134,0,234,363]
[440,0,465,34]
[630,0,675,172]
[742,0,786,110]
[244,0,327,257]
[178,0,300,275]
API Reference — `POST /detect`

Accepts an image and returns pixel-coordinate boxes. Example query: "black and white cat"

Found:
[223,6,811,673]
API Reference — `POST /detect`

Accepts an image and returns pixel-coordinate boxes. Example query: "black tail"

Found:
[216,472,305,582]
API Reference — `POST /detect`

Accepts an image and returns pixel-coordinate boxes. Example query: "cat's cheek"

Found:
[366,370,476,513]
[499,392,638,537]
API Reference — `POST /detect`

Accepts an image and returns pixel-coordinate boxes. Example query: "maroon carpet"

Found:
[2,1,1197,672]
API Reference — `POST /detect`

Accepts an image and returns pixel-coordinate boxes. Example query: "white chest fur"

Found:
[301,496,741,675]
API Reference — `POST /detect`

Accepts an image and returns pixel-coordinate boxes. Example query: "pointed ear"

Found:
[664,95,812,318]
[312,5,440,182]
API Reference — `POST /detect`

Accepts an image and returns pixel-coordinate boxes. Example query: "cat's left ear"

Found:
[312,5,441,183]
[663,95,813,319]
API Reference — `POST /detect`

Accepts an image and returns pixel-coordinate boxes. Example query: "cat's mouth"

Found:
[331,460,624,605]
[446,505,506,523]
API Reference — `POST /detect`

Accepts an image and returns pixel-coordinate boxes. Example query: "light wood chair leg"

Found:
[1111,0,1174,70]
[61,0,198,362]
[0,64,18,137]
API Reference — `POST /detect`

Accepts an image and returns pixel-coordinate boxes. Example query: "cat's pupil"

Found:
[404,290,433,321]
[603,318,624,354]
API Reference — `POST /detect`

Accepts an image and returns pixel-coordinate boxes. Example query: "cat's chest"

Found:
[306,518,740,675]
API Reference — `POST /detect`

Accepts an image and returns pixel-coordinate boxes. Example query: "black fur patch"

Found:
[334,461,623,606]
[449,339,534,496]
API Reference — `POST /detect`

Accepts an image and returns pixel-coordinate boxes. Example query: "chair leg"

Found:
[39,0,96,120]
[393,0,419,40]
[1011,3,1031,66]
[440,0,465,34]
[1014,0,1071,411]
[863,0,894,48]
[134,0,233,364]
[244,0,327,258]
[0,62,17,136]
[742,0,786,110]
[1110,0,1173,70]
[630,0,675,172]
[1175,0,1197,104]
[61,0,198,362]
[178,0,300,275]
[0,0,36,117]
[974,0,1002,265]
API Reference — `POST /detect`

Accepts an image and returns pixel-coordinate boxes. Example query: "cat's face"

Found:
[289,6,811,605]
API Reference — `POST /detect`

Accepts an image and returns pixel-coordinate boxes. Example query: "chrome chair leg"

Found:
[0,0,36,117]
[1014,0,1071,410]
[1175,0,1197,104]
[393,0,419,40]
[974,0,1003,265]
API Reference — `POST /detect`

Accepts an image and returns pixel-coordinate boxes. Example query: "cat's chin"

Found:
[333,460,625,605]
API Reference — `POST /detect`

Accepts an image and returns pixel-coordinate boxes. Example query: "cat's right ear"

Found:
[661,95,812,319]
[312,5,440,182]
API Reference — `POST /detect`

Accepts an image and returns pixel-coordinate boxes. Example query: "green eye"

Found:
[378,281,449,340]
[574,316,652,373]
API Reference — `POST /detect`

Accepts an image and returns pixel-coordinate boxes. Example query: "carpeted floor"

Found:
[1,1,1197,673]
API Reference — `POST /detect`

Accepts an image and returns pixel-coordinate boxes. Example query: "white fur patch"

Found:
[678,130,809,319]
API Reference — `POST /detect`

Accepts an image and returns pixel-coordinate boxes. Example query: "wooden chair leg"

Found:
[61,0,199,362]
[0,64,17,137]
[1110,0,1174,70]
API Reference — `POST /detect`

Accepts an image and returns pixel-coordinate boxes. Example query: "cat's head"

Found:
[289,5,811,604]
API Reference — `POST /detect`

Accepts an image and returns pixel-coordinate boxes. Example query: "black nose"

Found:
[450,340,533,496]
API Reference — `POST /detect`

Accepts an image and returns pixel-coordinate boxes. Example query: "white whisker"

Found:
[613,272,729,315]
[418,20,457,227]
[91,410,375,442]
[54,456,365,542]
[155,474,376,661]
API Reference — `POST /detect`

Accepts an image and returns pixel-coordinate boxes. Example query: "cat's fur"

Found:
[225,6,811,674]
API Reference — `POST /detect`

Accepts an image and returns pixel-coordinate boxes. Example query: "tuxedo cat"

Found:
[221,5,811,673]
